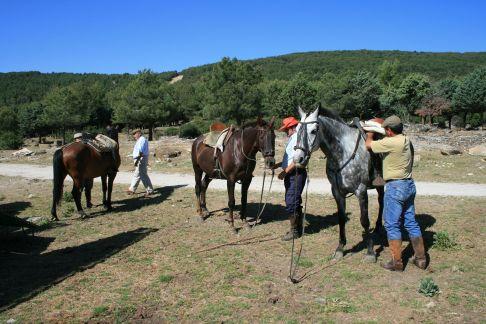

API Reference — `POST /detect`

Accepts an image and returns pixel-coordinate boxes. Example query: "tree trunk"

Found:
[448,116,452,129]
[421,116,425,125]
[148,125,154,141]
[463,112,468,128]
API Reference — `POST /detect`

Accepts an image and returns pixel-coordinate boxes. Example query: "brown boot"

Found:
[410,236,427,269]
[282,213,301,241]
[382,240,403,271]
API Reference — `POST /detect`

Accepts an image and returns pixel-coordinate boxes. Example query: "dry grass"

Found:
[0,175,485,322]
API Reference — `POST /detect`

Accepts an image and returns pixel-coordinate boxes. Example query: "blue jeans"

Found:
[384,179,422,240]
[284,169,307,214]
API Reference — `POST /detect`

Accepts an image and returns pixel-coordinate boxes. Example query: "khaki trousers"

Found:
[129,157,153,193]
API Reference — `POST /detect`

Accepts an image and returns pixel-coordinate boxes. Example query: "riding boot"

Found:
[382,239,403,271]
[282,212,300,241]
[410,236,427,269]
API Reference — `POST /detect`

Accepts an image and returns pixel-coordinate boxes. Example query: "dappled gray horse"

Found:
[293,106,384,262]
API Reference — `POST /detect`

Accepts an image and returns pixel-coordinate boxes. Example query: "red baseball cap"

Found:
[278,117,299,131]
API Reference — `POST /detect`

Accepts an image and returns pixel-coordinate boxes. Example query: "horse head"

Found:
[294,106,321,168]
[256,116,276,169]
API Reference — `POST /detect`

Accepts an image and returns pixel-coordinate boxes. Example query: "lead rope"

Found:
[252,166,275,228]
[288,165,311,283]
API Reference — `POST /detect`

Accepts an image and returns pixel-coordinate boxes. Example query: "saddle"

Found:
[203,122,234,156]
[87,134,118,153]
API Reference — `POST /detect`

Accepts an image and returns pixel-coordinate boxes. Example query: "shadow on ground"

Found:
[86,185,186,218]
[0,227,157,311]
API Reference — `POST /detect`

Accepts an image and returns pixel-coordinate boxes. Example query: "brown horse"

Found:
[191,117,276,232]
[51,134,121,220]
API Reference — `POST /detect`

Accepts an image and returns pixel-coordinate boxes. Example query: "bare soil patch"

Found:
[0,176,484,322]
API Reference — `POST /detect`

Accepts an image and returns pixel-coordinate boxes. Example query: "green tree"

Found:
[271,73,318,117]
[17,101,47,141]
[42,85,90,144]
[340,71,382,119]
[203,57,263,125]
[435,79,460,128]
[0,106,23,149]
[453,67,486,127]
[378,60,401,89]
[112,69,175,140]
[396,73,431,120]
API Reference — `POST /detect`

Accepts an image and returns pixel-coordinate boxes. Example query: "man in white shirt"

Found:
[277,117,307,241]
[127,129,154,196]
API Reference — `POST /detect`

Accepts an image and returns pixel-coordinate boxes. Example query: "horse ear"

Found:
[297,106,306,119]
[311,106,320,119]
[269,116,275,128]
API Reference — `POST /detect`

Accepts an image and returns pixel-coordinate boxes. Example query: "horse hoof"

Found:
[333,250,344,260]
[196,216,205,223]
[364,254,377,263]
[231,228,238,235]
[86,203,93,209]
[78,211,88,219]
[103,205,112,211]
[51,216,59,222]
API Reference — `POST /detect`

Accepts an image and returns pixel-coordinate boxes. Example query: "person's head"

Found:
[74,133,83,142]
[132,129,142,140]
[278,117,299,137]
[382,115,403,137]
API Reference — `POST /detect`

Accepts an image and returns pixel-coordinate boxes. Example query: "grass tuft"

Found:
[418,277,440,297]
[158,274,174,283]
[63,192,73,202]
[433,231,458,250]
[93,305,109,317]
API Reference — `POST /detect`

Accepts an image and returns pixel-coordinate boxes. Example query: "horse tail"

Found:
[51,148,66,219]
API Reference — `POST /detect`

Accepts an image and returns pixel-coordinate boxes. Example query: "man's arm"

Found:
[134,151,143,167]
[365,132,374,150]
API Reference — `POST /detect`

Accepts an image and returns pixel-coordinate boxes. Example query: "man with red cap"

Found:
[276,116,307,241]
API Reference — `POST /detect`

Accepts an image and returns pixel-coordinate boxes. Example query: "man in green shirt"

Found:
[365,115,427,271]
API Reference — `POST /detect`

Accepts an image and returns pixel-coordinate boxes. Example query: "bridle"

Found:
[240,125,275,162]
[294,119,320,160]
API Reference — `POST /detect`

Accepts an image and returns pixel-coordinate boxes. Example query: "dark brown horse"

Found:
[191,117,276,232]
[51,134,121,220]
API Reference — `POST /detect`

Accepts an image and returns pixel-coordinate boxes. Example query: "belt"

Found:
[386,178,413,183]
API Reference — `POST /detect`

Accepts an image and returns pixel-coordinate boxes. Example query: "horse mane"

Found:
[318,106,345,124]
[241,119,268,128]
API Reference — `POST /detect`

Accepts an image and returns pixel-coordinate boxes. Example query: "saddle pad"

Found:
[360,120,386,135]
[203,129,229,147]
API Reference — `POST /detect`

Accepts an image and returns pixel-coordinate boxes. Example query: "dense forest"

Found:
[0,50,485,148]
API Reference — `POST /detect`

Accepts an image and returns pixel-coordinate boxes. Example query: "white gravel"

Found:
[0,163,485,197]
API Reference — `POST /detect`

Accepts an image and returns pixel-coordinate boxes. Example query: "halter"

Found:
[294,119,319,159]
[240,126,275,162]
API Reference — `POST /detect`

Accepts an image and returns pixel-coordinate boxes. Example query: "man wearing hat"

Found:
[365,115,427,271]
[74,133,83,142]
[277,116,307,241]
[127,129,154,196]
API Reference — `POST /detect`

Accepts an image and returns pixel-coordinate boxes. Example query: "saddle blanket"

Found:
[89,134,118,152]
[203,128,229,153]
[360,120,385,135]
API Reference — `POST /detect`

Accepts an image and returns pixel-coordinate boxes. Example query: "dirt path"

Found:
[1,163,485,197]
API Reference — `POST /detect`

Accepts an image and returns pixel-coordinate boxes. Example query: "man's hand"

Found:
[272,162,282,170]
[278,170,286,180]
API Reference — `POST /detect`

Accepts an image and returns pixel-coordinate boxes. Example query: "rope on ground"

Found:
[196,233,275,253]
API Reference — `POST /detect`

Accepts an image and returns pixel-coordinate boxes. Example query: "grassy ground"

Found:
[2,133,486,184]
[0,176,484,322]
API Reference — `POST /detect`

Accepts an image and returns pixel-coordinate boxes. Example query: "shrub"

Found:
[179,123,201,138]
[0,131,24,149]
[419,277,440,297]
[159,126,180,136]
[433,231,458,250]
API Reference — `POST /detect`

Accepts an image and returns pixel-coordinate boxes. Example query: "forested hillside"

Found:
[0,50,484,149]
[181,50,486,81]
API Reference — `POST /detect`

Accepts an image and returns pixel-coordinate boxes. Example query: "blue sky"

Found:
[0,0,485,73]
